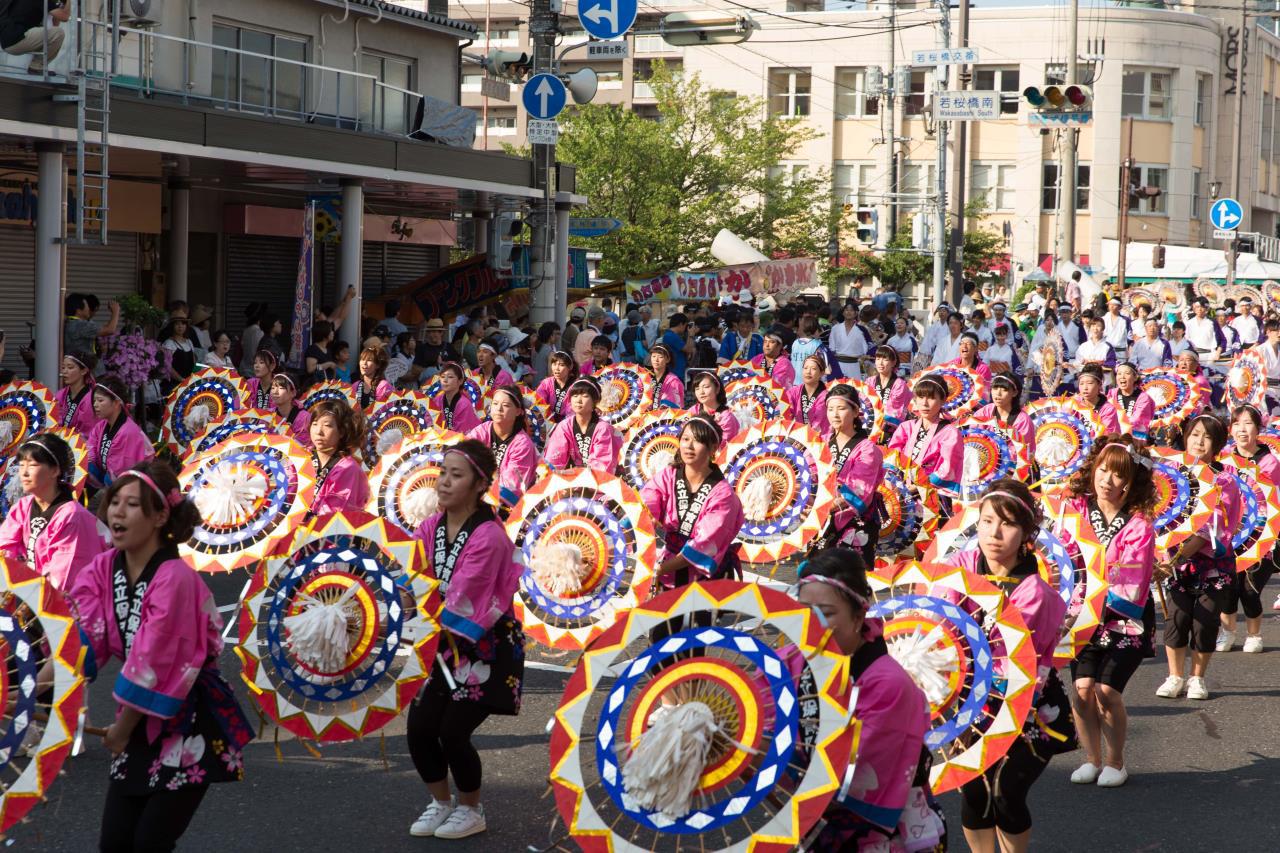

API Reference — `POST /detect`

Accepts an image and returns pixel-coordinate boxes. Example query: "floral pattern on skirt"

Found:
[430,611,525,715]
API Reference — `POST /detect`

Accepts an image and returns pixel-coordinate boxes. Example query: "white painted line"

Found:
[526,660,576,674]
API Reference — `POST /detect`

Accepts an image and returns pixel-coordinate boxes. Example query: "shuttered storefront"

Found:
[224,235,304,336]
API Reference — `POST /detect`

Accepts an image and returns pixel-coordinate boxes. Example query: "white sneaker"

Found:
[1070,762,1101,784]
[1155,675,1185,698]
[1273,592,1280,611]
[434,804,486,839]
[1215,629,1236,652]
[1096,766,1129,788]
[409,798,456,837]
[1186,676,1210,700]
[1243,635,1265,653]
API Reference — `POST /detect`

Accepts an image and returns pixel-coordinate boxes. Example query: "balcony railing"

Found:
[633,81,655,99]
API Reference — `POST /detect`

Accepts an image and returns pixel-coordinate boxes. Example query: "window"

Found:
[1195,74,1211,125]
[1041,163,1091,211]
[834,161,876,207]
[461,73,482,92]
[834,68,879,118]
[900,163,936,209]
[212,24,308,117]
[1191,170,1202,218]
[769,68,811,117]
[475,112,517,134]
[360,53,415,134]
[974,67,1020,115]
[483,27,519,44]
[768,163,809,185]
[1122,69,1172,119]
[905,70,929,116]
[971,162,1015,210]
[1128,165,1168,214]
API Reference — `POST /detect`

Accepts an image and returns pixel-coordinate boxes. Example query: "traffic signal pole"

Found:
[1059,0,1078,279]
[947,0,970,305]
[932,0,951,310]
[1117,117,1133,293]
[1227,0,1247,288]
[529,0,560,325]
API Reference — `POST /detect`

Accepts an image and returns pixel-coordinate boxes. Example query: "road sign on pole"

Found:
[527,119,560,145]
[568,217,623,237]
[1210,197,1243,231]
[522,73,568,121]
[934,91,1000,120]
[578,0,638,41]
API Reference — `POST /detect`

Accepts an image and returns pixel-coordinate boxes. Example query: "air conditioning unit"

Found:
[120,0,161,27]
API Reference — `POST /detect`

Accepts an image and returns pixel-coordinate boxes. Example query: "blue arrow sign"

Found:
[522,73,567,120]
[578,0,638,41]
[1211,197,1243,231]
[568,217,623,237]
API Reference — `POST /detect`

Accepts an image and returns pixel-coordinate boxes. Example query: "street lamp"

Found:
[659,13,759,46]
[1209,181,1222,200]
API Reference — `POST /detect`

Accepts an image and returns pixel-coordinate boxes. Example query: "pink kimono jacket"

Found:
[415,511,521,645]
[311,454,371,517]
[652,372,685,408]
[534,377,574,420]
[751,353,795,387]
[428,391,482,434]
[1079,395,1121,434]
[686,404,740,444]
[244,377,272,410]
[640,465,744,583]
[1065,495,1155,638]
[1231,446,1280,485]
[544,416,621,471]
[886,418,963,493]
[1107,388,1155,442]
[352,378,394,410]
[782,384,830,437]
[830,435,884,523]
[52,385,102,436]
[475,367,516,390]
[279,405,313,448]
[870,375,912,427]
[0,495,104,589]
[68,549,224,742]
[86,414,156,489]
[467,422,539,506]
[945,357,992,384]
[972,403,1036,457]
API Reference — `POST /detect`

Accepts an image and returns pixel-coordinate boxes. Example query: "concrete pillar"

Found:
[339,179,364,354]
[167,178,190,304]
[555,195,571,322]
[35,142,64,388]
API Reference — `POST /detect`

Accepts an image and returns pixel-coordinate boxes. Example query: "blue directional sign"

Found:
[1211,197,1243,231]
[522,73,567,120]
[569,217,623,238]
[578,0,638,41]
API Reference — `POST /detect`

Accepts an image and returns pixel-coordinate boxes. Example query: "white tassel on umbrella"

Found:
[732,404,758,432]
[183,403,212,436]
[402,486,439,529]
[0,421,13,449]
[193,463,269,526]
[283,580,361,672]
[741,474,775,521]
[3,468,22,507]
[622,701,718,820]
[962,444,983,485]
[887,625,959,707]
[376,428,405,456]
[1038,434,1074,468]
[602,381,623,411]
[646,449,675,478]
[1228,365,1248,392]
[531,541,587,597]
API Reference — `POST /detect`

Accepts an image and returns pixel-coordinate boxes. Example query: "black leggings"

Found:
[1165,588,1230,653]
[959,738,1049,834]
[100,783,208,853]
[1222,559,1276,620]
[407,689,491,793]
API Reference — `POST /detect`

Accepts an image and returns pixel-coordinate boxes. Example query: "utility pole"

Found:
[878,3,896,252]
[932,0,951,309]
[483,0,491,149]
[1228,0,1248,287]
[1059,0,1079,277]
[528,0,559,324]
[948,0,970,304]
[1117,117,1133,293]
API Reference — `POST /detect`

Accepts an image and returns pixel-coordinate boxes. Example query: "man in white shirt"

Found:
[1074,317,1116,382]
[1256,319,1280,410]
[1216,307,1242,357]
[930,313,966,365]
[1101,298,1131,358]
[639,305,659,349]
[1183,298,1225,361]
[1055,305,1085,359]
[828,301,867,379]
[1026,281,1049,314]
[920,304,952,359]
[986,302,1023,347]
[1131,318,1172,369]
[1232,298,1261,346]
[968,310,994,346]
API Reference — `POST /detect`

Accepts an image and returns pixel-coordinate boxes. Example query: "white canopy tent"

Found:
[1098,238,1280,281]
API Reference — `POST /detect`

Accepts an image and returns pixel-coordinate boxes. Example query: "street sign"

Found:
[1210,197,1243,231]
[569,217,623,237]
[522,73,567,120]
[1214,229,1238,240]
[1027,111,1093,126]
[527,118,559,145]
[912,48,979,66]
[935,90,1000,120]
[588,39,628,59]
[578,0,638,41]
[481,77,510,101]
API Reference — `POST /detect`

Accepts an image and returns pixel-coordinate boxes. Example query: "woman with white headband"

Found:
[751,330,796,386]
[781,352,830,437]
[534,350,578,422]
[686,370,739,443]
[268,370,312,449]
[647,343,685,409]
[52,350,102,436]
[86,375,156,490]
[474,338,516,390]
[428,362,482,434]
[1059,437,1158,789]
[1074,364,1121,434]
[886,374,963,499]
[1108,362,1155,444]
[465,386,538,508]
[972,372,1035,457]
[543,376,621,471]
[819,383,883,567]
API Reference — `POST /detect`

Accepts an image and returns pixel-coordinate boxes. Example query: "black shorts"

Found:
[1071,642,1145,692]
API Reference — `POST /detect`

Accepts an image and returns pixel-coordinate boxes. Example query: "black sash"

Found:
[910,420,935,462]
[355,380,373,410]
[253,383,271,409]
[284,406,303,430]
[99,414,125,468]
[552,382,568,415]
[112,547,176,655]
[432,506,496,588]
[572,417,599,463]
[25,491,70,569]
[829,435,856,474]
[63,385,91,427]
[490,428,514,469]
[800,384,824,423]
[675,468,723,537]
[1088,499,1131,548]
[1116,392,1139,417]
[313,452,339,494]
[442,393,459,430]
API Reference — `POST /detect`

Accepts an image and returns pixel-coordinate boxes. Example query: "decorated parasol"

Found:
[366,428,469,535]
[524,395,553,454]
[1032,328,1066,397]
[0,382,55,461]
[1226,284,1264,307]
[618,409,687,492]
[719,421,836,565]
[1146,447,1218,554]
[0,557,85,837]
[160,367,247,456]
[1141,368,1207,430]
[1156,281,1186,308]
[365,391,432,462]
[179,433,317,574]
[724,376,786,435]
[1218,459,1280,572]
[1265,280,1280,312]
[186,409,283,462]
[1226,349,1268,412]
[298,379,358,412]
[923,497,1109,664]
[236,511,442,743]
[507,468,658,650]
[828,378,885,442]
[1226,425,1280,458]
[596,363,657,430]
[548,580,855,852]
[875,449,941,569]
[718,359,759,387]
[955,416,1032,502]
[868,560,1037,793]
[1024,396,1105,485]
[911,365,989,420]
[1121,287,1157,314]
[0,427,91,524]
[1192,278,1224,305]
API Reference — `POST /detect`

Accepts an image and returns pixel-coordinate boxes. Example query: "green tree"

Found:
[551,62,833,281]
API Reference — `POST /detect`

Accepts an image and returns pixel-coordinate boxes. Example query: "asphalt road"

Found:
[13,574,1280,853]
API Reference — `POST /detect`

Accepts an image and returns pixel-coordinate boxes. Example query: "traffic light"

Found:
[855,207,878,244]
[483,49,531,81]
[490,212,523,271]
[1152,243,1166,269]
[1023,83,1091,113]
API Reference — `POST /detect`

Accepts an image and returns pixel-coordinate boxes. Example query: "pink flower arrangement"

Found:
[100,333,171,388]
